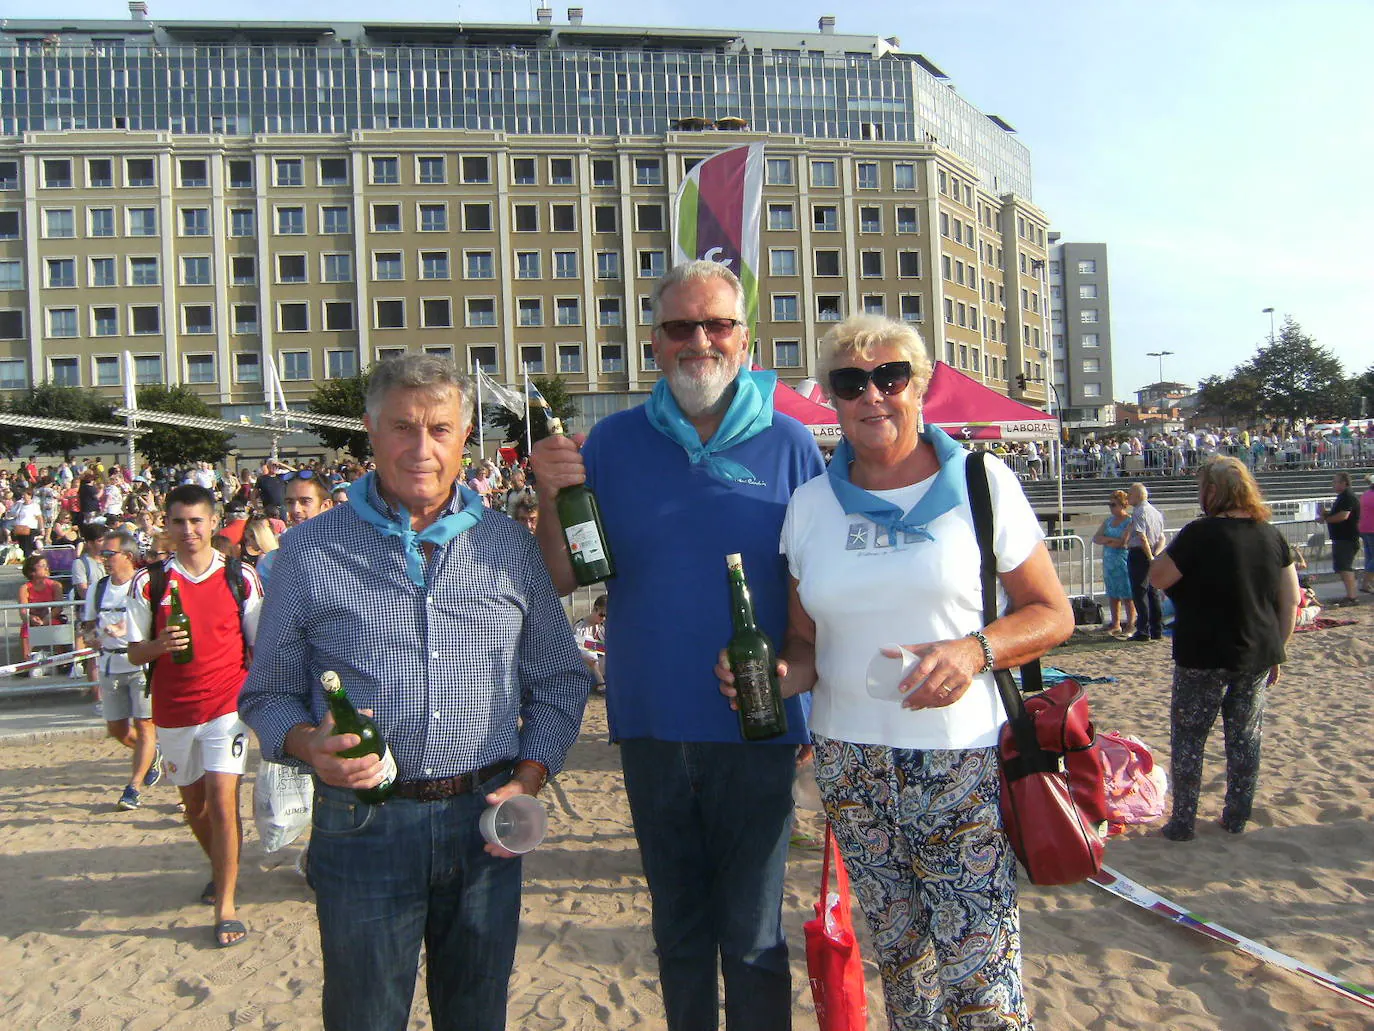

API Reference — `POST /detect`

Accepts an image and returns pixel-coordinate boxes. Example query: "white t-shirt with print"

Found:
[781,454,1042,750]
[83,575,140,676]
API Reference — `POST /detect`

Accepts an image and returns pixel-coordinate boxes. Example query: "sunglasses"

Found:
[100,549,121,557]
[828,361,913,402]
[282,469,317,481]
[655,318,744,342]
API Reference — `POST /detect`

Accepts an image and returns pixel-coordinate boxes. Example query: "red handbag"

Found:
[803,822,868,1031]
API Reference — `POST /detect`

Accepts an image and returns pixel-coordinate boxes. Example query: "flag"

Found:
[526,379,552,414]
[475,366,525,417]
[672,142,765,332]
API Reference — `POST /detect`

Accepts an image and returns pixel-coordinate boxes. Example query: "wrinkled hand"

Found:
[482,766,544,859]
[302,710,389,792]
[896,638,985,711]
[529,433,588,497]
[716,648,789,711]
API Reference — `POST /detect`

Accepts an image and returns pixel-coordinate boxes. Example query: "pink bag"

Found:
[1098,731,1167,833]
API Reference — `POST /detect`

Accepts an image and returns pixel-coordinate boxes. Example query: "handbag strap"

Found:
[820,819,834,897]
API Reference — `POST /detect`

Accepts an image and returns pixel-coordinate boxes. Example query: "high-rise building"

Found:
[1047,235,1114,429]
[0,11,1052,426]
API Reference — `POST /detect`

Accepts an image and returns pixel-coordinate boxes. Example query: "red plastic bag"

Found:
[803,822,868,1031]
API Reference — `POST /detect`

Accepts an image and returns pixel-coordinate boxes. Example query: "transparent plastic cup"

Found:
[865,645,918,702]
[479,794,549,854]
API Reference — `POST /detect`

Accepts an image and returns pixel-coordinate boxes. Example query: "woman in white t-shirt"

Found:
[738,316,1072,1030]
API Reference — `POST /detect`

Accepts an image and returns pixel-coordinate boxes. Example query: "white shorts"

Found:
[156,711,251,787]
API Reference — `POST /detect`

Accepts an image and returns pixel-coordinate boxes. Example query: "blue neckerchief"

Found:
[827,425,969,545]
[643,368,776,485]
[347,472,485,586]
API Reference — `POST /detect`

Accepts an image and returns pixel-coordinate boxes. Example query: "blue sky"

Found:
[51,0,1374,403]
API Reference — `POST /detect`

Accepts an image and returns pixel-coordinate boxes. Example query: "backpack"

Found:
[1098,732,1168,833]
[146,557,250,676]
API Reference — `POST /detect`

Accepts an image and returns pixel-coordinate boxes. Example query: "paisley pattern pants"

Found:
[813,736,1032,1031]
[1168,666,1268,833]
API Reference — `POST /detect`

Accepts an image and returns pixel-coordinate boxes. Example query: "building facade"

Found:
[1,11,1052,426]
[1047,235,1114,429]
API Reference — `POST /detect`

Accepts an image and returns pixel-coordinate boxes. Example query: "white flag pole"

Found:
[473,360,485,455]
[523,363,533,458]
[122,350,137,476]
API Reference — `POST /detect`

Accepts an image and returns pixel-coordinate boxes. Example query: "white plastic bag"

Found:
[253,758,314,853]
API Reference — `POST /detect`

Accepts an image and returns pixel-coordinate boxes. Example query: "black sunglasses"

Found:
[655,318,744,342]
[829,361,913,402]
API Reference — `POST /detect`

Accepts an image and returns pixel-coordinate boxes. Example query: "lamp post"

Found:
[1031,376,1065,549]
[1262,307,1276,345]
[1145,349,1174,385]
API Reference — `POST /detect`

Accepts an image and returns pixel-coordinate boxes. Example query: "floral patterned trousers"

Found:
[1168,666,1268,834]
[813,736,1032,1031]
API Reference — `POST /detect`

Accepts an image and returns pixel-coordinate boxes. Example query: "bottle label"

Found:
[375,746,397,792]
[564,520,606,564]
[734,659,778,727]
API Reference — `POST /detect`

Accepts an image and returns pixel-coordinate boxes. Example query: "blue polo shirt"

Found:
[583,406,823,744]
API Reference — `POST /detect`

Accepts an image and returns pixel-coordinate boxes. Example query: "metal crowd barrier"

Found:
[1045,534,1089,600]
[0,596,94,696]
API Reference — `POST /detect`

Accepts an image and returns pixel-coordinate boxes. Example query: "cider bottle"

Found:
[540,405,615,586]
[321,671,397,805]
[725,553,787,741]
[167,581,194,665]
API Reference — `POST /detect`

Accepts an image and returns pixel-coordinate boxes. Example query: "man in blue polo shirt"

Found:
[532,261,823,1031]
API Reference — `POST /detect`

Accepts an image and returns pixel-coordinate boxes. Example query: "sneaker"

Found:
[116,785,142,811]
[143,748,164,789]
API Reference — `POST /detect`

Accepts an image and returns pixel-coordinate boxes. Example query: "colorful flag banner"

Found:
[672,142,765,335]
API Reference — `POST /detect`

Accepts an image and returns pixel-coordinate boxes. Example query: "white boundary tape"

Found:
[0,647,97,678]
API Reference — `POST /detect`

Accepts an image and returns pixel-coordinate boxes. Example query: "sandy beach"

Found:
[1,604,1371,1030]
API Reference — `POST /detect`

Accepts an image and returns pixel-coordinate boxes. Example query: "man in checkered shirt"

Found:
[240,355,594,1031]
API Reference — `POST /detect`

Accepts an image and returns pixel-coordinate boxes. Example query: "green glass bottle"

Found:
[320,671,396,805]
[543,411,615,586]
[724,553,788,741]
[167,580,194,665]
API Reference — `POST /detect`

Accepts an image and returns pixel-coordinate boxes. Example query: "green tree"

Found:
[487,375,580,458]
[133,384,235,468]
[1238,318,1347,421]
[308,368,372,461]
[1196,370,1264,424]
[9,383,121,460]
[1351,364,1374,419]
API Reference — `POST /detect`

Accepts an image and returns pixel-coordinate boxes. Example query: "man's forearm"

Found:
[126,639,164,666]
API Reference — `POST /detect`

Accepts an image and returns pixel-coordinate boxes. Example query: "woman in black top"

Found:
[1148,457,1299,840]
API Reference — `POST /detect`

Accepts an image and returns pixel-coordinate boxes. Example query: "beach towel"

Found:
[1294,617,1357,633]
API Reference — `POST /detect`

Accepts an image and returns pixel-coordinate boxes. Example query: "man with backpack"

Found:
[126,484,263,949]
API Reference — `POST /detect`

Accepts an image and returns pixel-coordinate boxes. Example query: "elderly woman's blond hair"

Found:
[1198,456,1271,521]
[817,315,934,398]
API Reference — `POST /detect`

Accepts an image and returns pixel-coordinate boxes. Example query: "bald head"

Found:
[1127,482,1148,506]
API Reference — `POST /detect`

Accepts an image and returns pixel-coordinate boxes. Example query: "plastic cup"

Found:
[865,645,917,702]
[479,794,549,854]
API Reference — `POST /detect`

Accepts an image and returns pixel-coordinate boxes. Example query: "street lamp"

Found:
[1262,307,1276,344]
[1145,349,1174,384]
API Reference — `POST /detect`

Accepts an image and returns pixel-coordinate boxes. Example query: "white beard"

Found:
[667,352,747,418]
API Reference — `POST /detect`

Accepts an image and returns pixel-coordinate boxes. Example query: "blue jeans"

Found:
[309,775,521,1031]
[619,739,796,1031]
[1128,548,1163,637]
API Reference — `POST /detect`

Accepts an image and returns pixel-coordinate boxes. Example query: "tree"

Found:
[1239,318,1348,421]
[9,383,121,460]
[487,375,581,458]
[1196,370,1264,424]
[133,384,235,469]
[1352,364,1374,420]
[308,369,372,461]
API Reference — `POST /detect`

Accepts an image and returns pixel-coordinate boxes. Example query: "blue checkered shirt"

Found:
[239,478,593,781]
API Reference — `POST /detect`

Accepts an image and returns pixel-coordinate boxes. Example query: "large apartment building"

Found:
[0,9,1053,426]
[1047,234,1114,429]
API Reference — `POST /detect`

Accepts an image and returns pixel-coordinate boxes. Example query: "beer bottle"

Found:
[537,402,615,586]
[167,581,194,665]
[724,553,788,741]
[321,671,396,805]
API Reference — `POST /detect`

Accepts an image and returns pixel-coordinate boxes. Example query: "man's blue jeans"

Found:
[619,739,796,1031]
[309,776,521,1031]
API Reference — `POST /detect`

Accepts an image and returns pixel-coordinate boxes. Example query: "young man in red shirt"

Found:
[127,484,263,948]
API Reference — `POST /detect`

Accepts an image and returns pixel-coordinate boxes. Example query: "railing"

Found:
[0,597,94,696]
[1040,439,1373,481]
[1045,534,1089,599]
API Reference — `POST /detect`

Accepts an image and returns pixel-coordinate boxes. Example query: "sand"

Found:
[1,605,1371,1030]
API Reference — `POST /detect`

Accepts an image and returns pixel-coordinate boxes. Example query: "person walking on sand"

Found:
[126,484,263,949]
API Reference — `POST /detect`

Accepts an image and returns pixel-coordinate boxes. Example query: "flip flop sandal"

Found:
[199,881,216,906]
[214,919,248,948]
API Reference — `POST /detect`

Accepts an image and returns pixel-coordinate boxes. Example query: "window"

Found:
[635,203,664,232]
[375,347,407,363]
[46,258,76,289]
[277,254,307,284]
[319,157,349,186]
[1078,283,1099,299]
[232,304,259,335]
[810,160,838,188]
[416,203,447,233]
[228,160,253,189]
[513,204,539,233]
[280,351,312,381]
[229,208,255,237]
[856,162,879,190]
[512,157,537,186]
[1082,357,1101,374]
[592,159,616,187]
[765,157,794,186]
[180,207,210,237]
[812,205,838,232]
[94,351,120,380]
[858,206,881,234]
[47,309,79,339]
[322,253,354,283]
[419,251,449,281]
[817,295,842,322]
[133,352,163,381]
[767,203,795,231]
[373,251,403,281]
[0,260,21,290]
[182,255,211,286]
[517,298,544,327]
[278,302,309,333]
[893,163,916,191]
[769,249,797,277]
[1081,332,1099,348]
[855,252,883,279]
[48,356,79,385]
[899,295,923,322]
[0,161,15,192]
[0,312,23,342]
[774,340,801,368]
[0,211,20,239]
[88,207,116,238]
[320,205,351,235]
[772,294,799,322]
[554,250,579,279]
[600,343,625,373]
[1077,259,1097,274]
[231,256,256,286]
[814,250,841,277]
[461,155,490,183]
[87,158,113,188]
[555,297,582,326]
[274,157,304,187]
[597,297,623,327]
[44,208,75,238]
[639,296,654,325]
[371,156,400,185]
[465,298,496,327]
[890,207,917,235]
[1082,382,1102,398]
[897,251,921,279]
[516,251,541,279]
[322,349,356,380]
[179,159,208,188]
[638,250,666,279]
[461,202,492,232]
[549,203,576,233]
[417,155,446,185]
[468,345,498,373]
[183,305,214,337]
[465,251,494,280]
[557,343,583,374]
[520,344,545,374]
[233,352,262,383]
[129,256,160,286]
[276,206,305,235]
[324,301,356,331]
[1080,309,1099,324]
[371,203,401,232]
[549,157,575,186]
[42,158,73,189]
[596,251,621,280]
[634,158,663,187]
[130,305,161,335]
[593,205,618,233]
[375,299,405,329]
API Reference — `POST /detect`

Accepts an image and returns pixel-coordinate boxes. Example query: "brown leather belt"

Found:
[390,760,515,802]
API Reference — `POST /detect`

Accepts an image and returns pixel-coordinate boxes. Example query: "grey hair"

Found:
[650,260,748,326]
[817,315,934,399]
[365,354,474,430]
[102,529,140,556]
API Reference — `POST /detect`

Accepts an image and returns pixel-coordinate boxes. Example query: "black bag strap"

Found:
[92,574,111,616]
